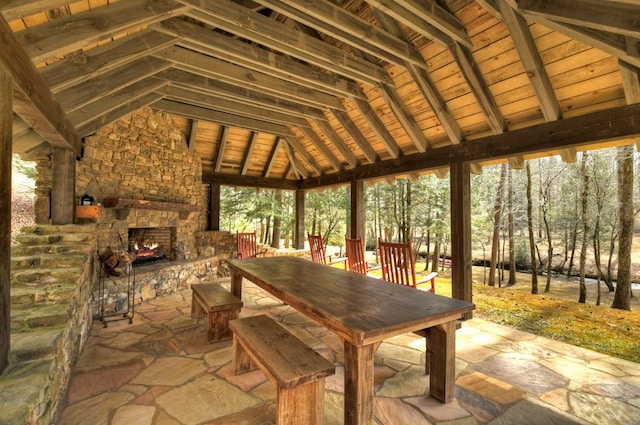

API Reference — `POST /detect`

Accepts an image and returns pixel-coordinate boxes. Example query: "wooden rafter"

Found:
[263,136,283,178]
[297,126,342,172]
[241,132,259,175]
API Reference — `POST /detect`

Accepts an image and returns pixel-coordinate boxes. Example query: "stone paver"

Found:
[58,283,640,425]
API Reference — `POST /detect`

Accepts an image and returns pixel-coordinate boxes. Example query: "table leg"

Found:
[230,270,243,299]
[426,320,456,402]
[343,341,375,425]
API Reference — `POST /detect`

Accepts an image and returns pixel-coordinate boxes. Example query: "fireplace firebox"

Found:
[128,227,176,266]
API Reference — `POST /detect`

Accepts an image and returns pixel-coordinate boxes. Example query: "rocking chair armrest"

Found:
[326,256,347,268]
[416,271,438,293]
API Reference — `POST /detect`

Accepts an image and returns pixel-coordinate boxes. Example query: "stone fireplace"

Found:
[128,226,175,265]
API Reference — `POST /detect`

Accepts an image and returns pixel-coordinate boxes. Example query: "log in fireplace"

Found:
[128,227,176,266]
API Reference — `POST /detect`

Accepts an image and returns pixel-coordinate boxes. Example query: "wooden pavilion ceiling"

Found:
[3,0,640,190]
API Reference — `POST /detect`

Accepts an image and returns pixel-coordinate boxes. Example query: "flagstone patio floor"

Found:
[58,278,640,425]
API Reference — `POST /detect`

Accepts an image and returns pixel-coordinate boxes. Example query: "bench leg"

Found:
[207,309,239,343]
[233,335,257,374]
[191,293,205,319]
[277,379,325,425]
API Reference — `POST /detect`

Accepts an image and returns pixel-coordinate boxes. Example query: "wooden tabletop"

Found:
[227,256,475,346]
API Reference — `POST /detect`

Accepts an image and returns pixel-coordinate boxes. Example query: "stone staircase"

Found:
[0,224,97,425]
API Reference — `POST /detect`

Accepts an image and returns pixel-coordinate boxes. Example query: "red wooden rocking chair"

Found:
[378,238,436,293]
[237,232,266,259]
[308,233,346,267]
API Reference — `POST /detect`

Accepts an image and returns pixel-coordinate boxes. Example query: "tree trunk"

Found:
[526,162,538,294]
[508,166,516,286]
[271,190,282,249]
[579,152,589,304]
[432,238,441,273]
[613,145,634,310]
[489,164,507,287]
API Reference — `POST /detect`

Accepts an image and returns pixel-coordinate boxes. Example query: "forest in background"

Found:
[222,145,637,311]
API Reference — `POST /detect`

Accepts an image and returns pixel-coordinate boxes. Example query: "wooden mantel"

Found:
[102,198,199,219]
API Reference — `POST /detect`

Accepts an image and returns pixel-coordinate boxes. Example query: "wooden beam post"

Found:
[0,64,11,374]
[350,180,364,239]
[450,161,473,319]
[51,147,76,225]
[295,189,305,250]
[209,183,220,231]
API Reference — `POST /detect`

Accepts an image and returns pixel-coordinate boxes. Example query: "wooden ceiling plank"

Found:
[153,18,365,100]
[377,84,429,153]
[16,0,189,65]
[179,0,390,85]
[156,68,327,121]
[1,0,72,21]
[350,96,401,159]
[0,15,80,153]
[214,126,229,173]
[160,84,311,128]
[41,29,177,93]
[524,17,640,69]
[393,0,472,48]
[68,78,167,129]
[451,42,507,134]
[156,46,345,111]
[475,0,503,20]
[331,110,379,164]
[241,131,259,175]
[152,99,295,136]
[498,0,561,122]
[252,0,426,70]
[263,136,283,178]
[298,126,342,172]
[374,10,464,145]
[516,0,640,39]
[77,92,164,137]
[300,103,640,189]
[282,134,321,176]
[314,119,359,168]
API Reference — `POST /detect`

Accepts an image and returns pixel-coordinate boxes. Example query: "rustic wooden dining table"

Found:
[226,256,475,425]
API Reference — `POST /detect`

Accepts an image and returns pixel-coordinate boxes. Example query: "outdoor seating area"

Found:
[58,278,640,425]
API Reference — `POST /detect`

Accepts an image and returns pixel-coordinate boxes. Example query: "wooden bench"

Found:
[230,315,335,425]
[191,283,243,343]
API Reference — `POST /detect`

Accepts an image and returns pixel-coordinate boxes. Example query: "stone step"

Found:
[11,243,91,256]
[12,267,84,286]
[11,303,70,331]
[19,223,97,235]
[11,253,89,270]
[14,232,93,246]
[11,282,78,306]
[0,358,55,425]
[10,327,64,363]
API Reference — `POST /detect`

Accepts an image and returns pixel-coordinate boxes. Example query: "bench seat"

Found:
[230,315,335,425]
[191,283,243,343]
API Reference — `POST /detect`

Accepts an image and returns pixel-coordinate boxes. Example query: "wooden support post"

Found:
[350,180,364,239]
[51,147,76,224]
[450,161,473,318]
[343,342,375,425]
[209,183,220,231]
[295,189,305,250]
[0,64,11,374]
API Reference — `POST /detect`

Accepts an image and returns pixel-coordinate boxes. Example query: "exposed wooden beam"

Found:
[153,18,364,100]
[377,84,430,152]
[314,119,359,168]
[298,126,342,172]
[214,126,229,173]
[56,57,170,113]
[508,155,525,170]
[516,0,640,39]
[498,0,561,122]
[300,104,640,188]
[0,15,80,153]
[77,92,164,137]
[253,0,427,69]
[188,119,198,153]
[331,110,379,164]
[155,68,327,121]
[179,0,390,86]
[152,99,294,136]
[350,96,401,159]
[475,0,502,19]
[283,139,308,179]
[393,0,472,48]
[469,162,483,175]
[241,132,259,175]
[156,46,345,111]
[619,60,640,150]
[263,136,283,178]
[281,135,320,176]
[45,30,177,94]
[159,84,311,128]
[1,1,73,21]
[202,171,299,190]
[374,9,464,145]
[15,0,189,65]
[433,168,449,179]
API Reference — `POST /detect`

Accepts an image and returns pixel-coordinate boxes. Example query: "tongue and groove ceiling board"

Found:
[3,0,640,189]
